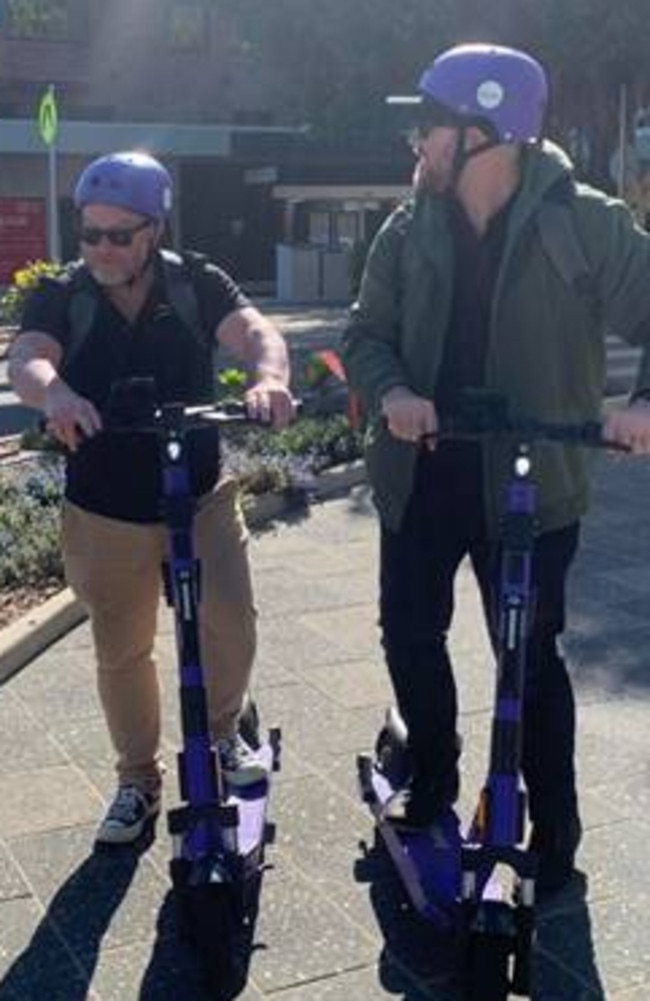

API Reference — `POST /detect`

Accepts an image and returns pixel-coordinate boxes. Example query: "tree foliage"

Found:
[218,0,650,180]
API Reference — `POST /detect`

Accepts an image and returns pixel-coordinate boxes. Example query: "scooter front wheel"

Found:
[171,858,250,999]
[186,881,246,999]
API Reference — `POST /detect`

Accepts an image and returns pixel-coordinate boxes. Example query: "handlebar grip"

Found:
[433,417,630,452]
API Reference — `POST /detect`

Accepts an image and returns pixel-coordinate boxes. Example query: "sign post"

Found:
[37,85,60,261]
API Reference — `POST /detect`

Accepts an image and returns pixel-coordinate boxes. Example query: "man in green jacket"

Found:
[342,42,650,893]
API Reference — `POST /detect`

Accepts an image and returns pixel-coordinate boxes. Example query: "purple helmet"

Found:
[391,43,548,145]
[73,152,173,220]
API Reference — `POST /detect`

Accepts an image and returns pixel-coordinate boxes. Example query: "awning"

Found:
[272,183,410,202]
[0,119,306,157]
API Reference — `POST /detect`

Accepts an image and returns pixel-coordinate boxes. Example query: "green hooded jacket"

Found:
[342,142,650,535]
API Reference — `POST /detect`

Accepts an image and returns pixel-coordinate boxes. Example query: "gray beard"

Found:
[86,264,135,288]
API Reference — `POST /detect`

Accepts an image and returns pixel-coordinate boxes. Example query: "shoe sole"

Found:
[223,768,269,789]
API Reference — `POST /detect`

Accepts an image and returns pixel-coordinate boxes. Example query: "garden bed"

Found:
[0,414,364,629]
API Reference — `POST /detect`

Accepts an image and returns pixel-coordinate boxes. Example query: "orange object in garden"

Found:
[308,350,363,429]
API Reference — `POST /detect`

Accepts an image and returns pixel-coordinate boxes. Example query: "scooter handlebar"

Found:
[102,398,302,435]
[429,415,630,452]
[37,398,302,446]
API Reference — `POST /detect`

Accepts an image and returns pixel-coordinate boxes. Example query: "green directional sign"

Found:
[37,86,59,147]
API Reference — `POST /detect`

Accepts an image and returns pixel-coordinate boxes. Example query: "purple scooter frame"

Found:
[358,391,627,999]
[105,380,280,998]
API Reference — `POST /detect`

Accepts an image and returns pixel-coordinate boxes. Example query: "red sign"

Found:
[0,198,47,284]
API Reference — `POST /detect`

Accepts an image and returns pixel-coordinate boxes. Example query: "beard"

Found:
[413,156,454,195]
[85,262,135,287]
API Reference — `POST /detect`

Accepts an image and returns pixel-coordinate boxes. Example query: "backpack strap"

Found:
[160,249,211,351]
[61,263,97,374]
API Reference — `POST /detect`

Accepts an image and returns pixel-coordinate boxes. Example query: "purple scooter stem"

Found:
[103,380,280,996]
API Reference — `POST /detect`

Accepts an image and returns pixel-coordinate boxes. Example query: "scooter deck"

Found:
[171,737,278,879]
[224,741,275,861]
[359,755,462,927]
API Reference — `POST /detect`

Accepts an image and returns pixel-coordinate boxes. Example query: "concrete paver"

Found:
[0,452,649,999]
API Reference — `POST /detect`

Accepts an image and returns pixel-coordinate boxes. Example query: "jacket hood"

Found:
[519,139,576,206]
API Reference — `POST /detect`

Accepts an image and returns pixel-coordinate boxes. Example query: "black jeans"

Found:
[379,445,580,831]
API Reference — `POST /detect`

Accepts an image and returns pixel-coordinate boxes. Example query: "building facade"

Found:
[0,0,410,297]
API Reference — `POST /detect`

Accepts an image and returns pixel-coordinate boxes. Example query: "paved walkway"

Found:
[0,454,650,1000]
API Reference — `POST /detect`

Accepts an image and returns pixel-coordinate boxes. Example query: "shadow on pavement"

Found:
[0,831,153,1001]
[534,872,607,999]
[138,892,210,1001]
[355,840,606,1001]
[564,591,650,693]
[141,877,263,1001]
[354,835,459,1000]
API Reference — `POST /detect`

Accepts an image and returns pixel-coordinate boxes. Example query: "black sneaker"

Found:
[530,815,582,895]
[382,771,459,831]
[95,785,160,845]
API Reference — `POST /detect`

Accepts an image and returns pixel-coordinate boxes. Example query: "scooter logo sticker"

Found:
[476,80,504,110]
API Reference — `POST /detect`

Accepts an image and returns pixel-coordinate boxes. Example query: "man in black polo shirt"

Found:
[9,151,294,845]
[343,43,650,894]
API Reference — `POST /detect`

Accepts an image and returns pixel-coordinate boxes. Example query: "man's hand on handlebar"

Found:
[603,401,650,455]
[245,376,295,429]
[43,380,102,452]
[381,386,438,449]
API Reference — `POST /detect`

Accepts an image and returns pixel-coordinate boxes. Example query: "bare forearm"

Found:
[217,307,290,385]
[8,339,62,411]
[245,324,290,385]
[9,334,101,449]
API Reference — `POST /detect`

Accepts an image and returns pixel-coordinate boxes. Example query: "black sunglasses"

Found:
[79,218,152,247]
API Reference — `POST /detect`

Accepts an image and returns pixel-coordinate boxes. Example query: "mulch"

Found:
[0,581,63,630]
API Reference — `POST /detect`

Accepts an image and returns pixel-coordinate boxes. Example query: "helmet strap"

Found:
[450,126,498,187]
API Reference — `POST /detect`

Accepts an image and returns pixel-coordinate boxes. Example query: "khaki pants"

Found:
[62,478,256,790]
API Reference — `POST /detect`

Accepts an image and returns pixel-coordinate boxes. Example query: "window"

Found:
[167,2,208,53]
[5,0,72,41]
[308,211,330,248]
[308,209,362,250]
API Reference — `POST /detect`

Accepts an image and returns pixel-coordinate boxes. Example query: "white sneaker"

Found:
[96,785,160,845]
[217,734,268,787]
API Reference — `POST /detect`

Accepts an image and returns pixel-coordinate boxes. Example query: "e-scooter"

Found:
[357,391,626,999]
[106,377,281,999]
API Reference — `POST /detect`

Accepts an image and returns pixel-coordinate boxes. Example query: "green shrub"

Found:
[0,457,64,588]
[1,414,363,599]
[216,367,247,400]
[224,413,363,474]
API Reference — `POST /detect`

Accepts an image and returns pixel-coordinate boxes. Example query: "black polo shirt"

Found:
[19,254,249,523]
